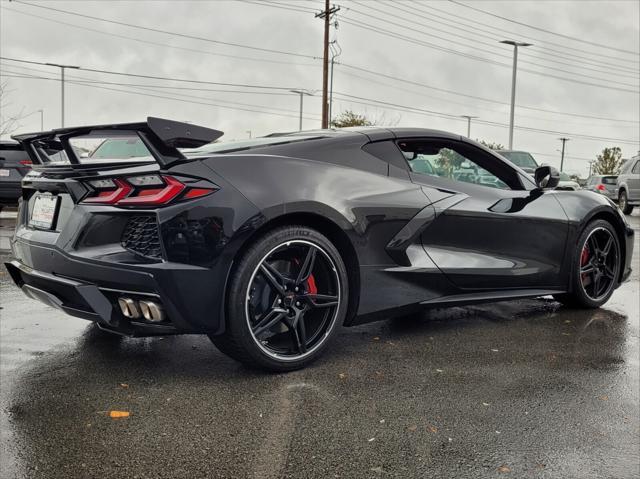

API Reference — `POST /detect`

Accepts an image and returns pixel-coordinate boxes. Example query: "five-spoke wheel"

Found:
[210,226,348,371]
[246,240,341,360]
[555,219,620,308]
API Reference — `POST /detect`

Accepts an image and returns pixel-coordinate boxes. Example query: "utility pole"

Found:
[38,109,43,130]
[460,115,478,138]
[328,40,342,126]
[316,1,340,129]
[45,62,80,127]
[559,137,570,171]
[500,41,532,149]
[289,89,313,131]
[246,130,252,139]
[588,160,595,177]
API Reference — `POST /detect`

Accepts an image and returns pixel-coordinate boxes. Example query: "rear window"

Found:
[602,176,617,184]
[29,133,154,164]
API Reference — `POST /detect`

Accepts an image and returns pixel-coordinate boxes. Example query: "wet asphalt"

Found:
[0,208,638,479]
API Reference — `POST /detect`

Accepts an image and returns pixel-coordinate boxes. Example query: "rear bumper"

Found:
[5,237,233,336]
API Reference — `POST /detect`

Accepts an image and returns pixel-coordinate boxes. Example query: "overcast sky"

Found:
[0,0,638,176]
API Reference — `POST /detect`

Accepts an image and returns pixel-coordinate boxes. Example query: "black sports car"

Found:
[5,118,634,371]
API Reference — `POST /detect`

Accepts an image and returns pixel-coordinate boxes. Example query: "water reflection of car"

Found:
[496,150,538,174]
[586,175,618,200]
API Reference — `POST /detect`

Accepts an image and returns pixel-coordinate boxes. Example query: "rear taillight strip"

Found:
[81,175,216,206]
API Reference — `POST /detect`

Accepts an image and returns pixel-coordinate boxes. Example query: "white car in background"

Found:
[556,171,581,191]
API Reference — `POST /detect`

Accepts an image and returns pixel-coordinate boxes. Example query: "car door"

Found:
[397,137,569,291]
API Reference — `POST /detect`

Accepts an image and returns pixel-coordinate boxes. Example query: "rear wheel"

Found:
[554,219,620,308]
[210,226,348,371]
[619,190,633,215]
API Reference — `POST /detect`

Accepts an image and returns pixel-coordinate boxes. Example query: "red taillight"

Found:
[81,175,216,206]
[596,184,606,191]
[83,178,133,204]
[19,159,32,166]
[118,176,185,206]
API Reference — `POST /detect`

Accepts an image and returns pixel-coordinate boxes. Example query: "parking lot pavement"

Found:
[1,211,638,479]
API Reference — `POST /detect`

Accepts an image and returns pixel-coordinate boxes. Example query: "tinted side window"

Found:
[632,160,640,174]
[397,139,518,190]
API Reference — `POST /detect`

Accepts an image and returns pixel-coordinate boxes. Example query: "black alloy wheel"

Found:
[246,239,341,359]
[210,226,348,371]
[578,227,619,301]
[554,220,620,308]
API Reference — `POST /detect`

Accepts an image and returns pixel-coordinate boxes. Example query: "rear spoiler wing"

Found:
[12,117,224,168]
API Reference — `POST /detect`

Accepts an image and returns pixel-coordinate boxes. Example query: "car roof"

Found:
[266,127,462,142]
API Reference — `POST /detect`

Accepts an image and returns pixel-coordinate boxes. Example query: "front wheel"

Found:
[619,190,633,215]
[554,219,620,308]
[210,226,348,371]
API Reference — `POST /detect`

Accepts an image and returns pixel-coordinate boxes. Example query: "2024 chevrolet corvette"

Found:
[5,118,634,371]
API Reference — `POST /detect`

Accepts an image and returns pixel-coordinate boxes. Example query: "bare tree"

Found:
[0,81,26,138]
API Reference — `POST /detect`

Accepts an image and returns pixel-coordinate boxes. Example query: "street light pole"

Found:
[559,137,570,171]
[289,89,313,131]
[460,115,478,138]
[45,63,80,127]
[500,41,532,149]
[38,109,43,130]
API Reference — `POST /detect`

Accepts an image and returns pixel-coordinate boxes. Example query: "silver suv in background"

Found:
[617,155,640,214]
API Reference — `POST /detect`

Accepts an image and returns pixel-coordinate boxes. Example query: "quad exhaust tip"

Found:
[118,297,165,322]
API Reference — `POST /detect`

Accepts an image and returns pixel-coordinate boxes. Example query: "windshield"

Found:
[497,151,538,169]
[559,172,571,181]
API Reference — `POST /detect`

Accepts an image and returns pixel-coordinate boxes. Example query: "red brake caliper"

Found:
[580,245,590,284]
[292,258,318,295]
[307,274,318,295]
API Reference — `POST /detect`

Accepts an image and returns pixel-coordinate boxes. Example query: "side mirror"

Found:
[534,165,560,189]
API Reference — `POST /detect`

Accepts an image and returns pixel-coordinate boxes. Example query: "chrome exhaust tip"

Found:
[139,300,165,323]
[118,297,140,319]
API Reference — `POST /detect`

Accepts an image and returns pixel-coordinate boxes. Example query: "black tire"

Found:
[209,225,348,371]
[619,190,633,215]
[554,219,621,309]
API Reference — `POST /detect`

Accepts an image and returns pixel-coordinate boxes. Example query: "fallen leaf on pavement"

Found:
[427,424,438,433]
[407,424,417,432]
[119,383,129,388]
[338,373,347,380]
[599,395,609,401]
[373,336,380,341]
[109,410,130,419]
[497,465,511,473]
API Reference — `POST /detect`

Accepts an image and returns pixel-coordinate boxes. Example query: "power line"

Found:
[338,63,639,124]
[333,92,639,145]
[400,1,639,70]
[1,71,321,121]
[341,6,639,91]
[0,57,307,91]
[13,0,320,60]
[378,0,639,77]
[2,6,320,68]
[0,63,295,96]
[449,0,639,56]
[339,16,639,94]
